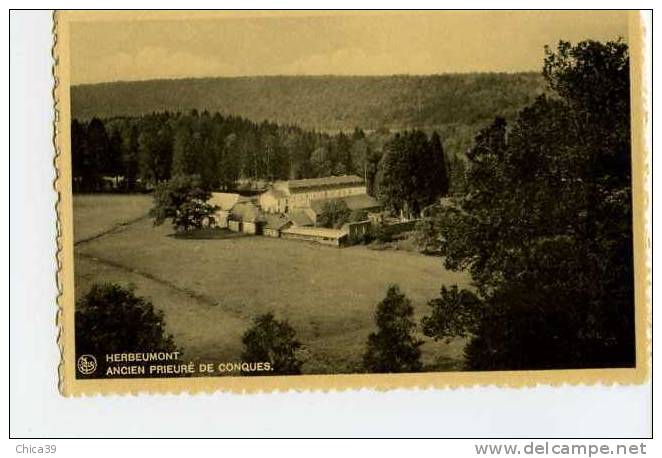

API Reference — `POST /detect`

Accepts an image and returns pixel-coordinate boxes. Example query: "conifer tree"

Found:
[363,285,423,373]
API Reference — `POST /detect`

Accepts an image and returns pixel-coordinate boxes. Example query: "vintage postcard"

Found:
[54,10,650,396]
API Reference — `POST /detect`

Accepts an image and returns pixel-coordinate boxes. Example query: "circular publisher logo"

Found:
[77,355,97,375]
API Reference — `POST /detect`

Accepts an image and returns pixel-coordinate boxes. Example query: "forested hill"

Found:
[71,73,545,131]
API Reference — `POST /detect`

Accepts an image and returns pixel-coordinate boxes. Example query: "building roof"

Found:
[263,214,292,230]
[341,194,382,211]
[288,210,315,227]
[282,226,347,240]
[309,194,382,214]
[230,202,265,223]
[279,175,365,192]
[261,188,288,200]
[209,192,249,211]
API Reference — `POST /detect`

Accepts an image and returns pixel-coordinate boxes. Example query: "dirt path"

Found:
[77,251,228,309]
[74,214,150,246]
[75,213,250,321]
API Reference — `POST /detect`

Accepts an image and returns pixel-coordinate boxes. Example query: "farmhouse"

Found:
[205,175,386,247]
[259,175,367,213]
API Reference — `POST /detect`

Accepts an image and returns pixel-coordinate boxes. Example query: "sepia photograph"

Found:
[53,10,648,393]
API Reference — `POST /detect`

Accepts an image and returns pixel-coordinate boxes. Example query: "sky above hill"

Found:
[69,11,629,85]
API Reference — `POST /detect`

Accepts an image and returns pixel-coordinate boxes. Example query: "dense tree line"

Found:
[420,39,635,370]
[71,111,455,212]
[71,111,397,193]
[72,74,543,172]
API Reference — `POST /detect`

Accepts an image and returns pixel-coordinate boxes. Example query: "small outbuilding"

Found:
[281,226,347,247]
[263,214,293,238]
[229,202,266,234]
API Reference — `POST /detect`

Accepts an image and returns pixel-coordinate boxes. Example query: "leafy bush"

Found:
[414,207,447,255]
[372,225,393,244]
[349,209,369,222]
[318,199,351,229]
[422,286,482,342]
[75,283,178,377]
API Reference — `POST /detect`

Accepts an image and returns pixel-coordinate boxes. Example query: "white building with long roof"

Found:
[258,175,367,214]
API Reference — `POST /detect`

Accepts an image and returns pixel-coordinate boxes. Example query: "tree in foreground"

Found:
[423,39,634,370]
[149,174,218,232]
[363,285,423,373]
[421,286,483,342]
[241,313,302,376]
[75,283,178,377]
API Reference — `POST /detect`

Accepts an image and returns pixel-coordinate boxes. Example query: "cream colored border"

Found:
[54,10,650,396]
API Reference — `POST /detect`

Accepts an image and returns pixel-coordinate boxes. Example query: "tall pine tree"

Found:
[363,285,423,373]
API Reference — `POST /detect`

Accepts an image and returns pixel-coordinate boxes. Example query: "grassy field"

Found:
[73,193,153,243]
[74,194,472,374]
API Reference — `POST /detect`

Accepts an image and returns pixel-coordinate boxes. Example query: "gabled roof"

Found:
[342,194,382,211]
[264,214,292,230]
[279,175,365,192]
[230,202,265,223]
[262,188,288,200]
[308,194,382,214]
[288,210,314,227]
[209,192,249,211]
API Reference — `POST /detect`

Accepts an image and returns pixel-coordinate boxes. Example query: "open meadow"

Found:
[74,194,472,374]
[73,193,153,243]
